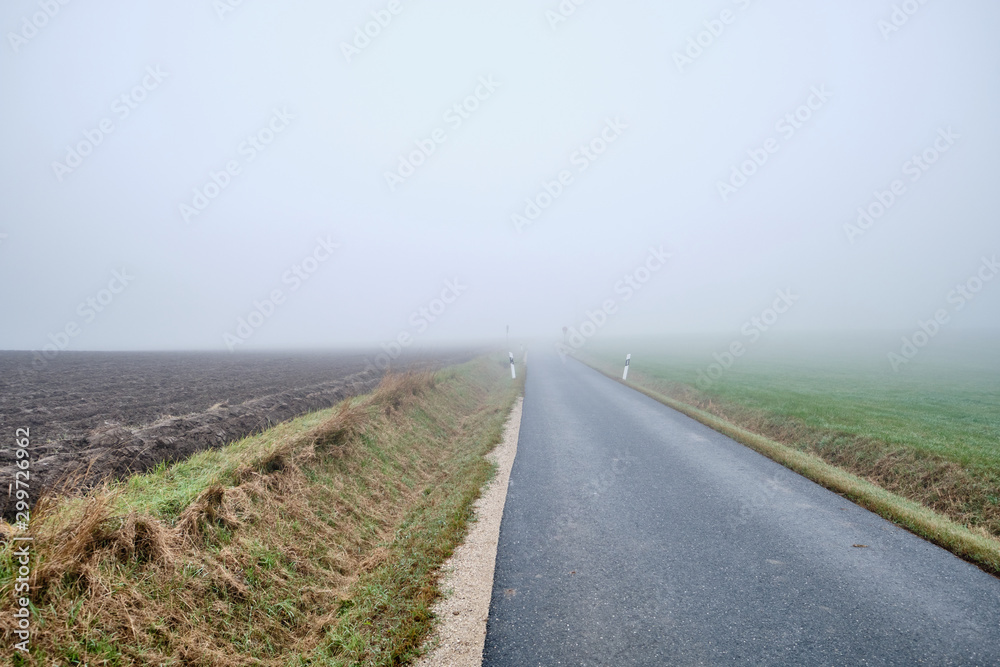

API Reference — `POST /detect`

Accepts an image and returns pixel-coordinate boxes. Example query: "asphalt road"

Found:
[482,352,1000,666]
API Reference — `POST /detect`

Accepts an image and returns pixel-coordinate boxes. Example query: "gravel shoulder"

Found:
[414,396,523,667]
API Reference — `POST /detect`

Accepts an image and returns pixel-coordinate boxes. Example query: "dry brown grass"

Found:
[0,363,517,666]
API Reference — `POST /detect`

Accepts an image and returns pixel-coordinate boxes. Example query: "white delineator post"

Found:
[623,353,631,380]
[509,352,516,379]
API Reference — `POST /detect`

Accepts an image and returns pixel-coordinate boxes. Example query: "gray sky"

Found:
[2,0,998,352]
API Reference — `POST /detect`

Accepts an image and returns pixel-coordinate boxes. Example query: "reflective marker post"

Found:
[623,353,631,380]
[510,352,516,379]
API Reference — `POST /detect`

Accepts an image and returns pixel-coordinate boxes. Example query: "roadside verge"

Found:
[413,396,522,666]
[0,354,522,666]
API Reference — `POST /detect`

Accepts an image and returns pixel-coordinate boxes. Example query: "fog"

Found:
[2,0,998,354]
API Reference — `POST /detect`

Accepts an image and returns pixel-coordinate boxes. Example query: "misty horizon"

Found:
[2,1,998,356]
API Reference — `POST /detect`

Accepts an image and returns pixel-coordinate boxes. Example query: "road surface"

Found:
[482,352,1000,666]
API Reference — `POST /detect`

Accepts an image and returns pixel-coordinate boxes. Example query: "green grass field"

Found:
[577,332,1000,538]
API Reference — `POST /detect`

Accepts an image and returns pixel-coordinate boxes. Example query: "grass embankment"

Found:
[0,354,522,666]
[576,342,1000,575]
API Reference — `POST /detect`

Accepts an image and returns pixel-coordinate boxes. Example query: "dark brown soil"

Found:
[0,349,476,518]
